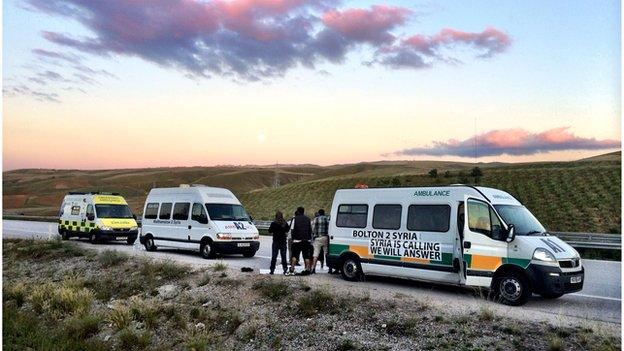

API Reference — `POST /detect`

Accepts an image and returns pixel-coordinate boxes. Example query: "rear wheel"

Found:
[89,232,99,244]
[60,230,70,241]
[200,241,215,259]
[341,256,363,282]
[494,272,531,306]
[144,236,157,251]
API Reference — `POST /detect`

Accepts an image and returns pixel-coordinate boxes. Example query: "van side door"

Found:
[462,197,508,287]
[172,202,192,248]
[190,203,210,244]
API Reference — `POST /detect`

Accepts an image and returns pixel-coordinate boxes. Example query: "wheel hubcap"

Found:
[344,260,358,278]
[500,277,522,301]
[203,245,210,256]
[147,239,153,248]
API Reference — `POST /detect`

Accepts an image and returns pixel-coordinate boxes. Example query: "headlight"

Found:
[217,233,232,240]
[533,248,556,262]
[252,234,259,240]
[130,226,138,231]
[100,226,112,231]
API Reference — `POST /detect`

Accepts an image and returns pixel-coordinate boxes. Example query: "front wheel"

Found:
[144,236,157,251]
[494,273,531,306]
[341,256,363,282]
[89,232,99,244]
[60,230,69,241]
[200,241,215,259]
[127,237,137,245]
[243,251,256,258]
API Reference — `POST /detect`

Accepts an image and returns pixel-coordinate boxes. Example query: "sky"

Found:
[2,0,621,170]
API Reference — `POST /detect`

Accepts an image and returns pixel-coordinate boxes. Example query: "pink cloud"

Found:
[391,127,620,157]
[322,5,412,44]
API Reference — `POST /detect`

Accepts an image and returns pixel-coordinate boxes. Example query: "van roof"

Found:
[146,185,241,204]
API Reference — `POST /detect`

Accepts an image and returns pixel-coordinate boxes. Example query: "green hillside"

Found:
[239,159,621,234]
[3,153,621,233]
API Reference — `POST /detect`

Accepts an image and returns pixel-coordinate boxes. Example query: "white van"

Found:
[326,185,584,305]
[139,185,260,258]
[58,192,139,244]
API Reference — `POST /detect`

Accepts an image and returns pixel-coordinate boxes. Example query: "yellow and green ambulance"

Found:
[58,192,139,244]
[326,185,584,306]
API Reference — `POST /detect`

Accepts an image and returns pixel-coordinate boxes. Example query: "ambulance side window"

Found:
[191,203,208,224]
[336,204,368,228]
[144,203,159,219]
[407,205,450,232]
[373,205,402,230]
[86,205,94,217]
[172,203,190,220]
[467,199,504,240]
[159,203,172,219]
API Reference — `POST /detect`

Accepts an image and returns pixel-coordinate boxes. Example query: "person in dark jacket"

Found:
[269,211,290,275]
[290,206,313,275]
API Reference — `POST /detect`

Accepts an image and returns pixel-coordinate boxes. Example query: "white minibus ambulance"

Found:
[326,185,584,305]
[58,192,139,244]
[139,185,260,258]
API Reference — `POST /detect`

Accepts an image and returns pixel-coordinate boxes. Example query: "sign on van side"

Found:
[413,190,450,196]
[352,230,442,261]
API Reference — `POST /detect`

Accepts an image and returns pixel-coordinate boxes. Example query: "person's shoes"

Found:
[269,270,274,275]
[311,269,316,274]
[299,270,311,276]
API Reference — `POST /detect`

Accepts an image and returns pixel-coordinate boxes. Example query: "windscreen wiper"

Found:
[526,230,544,236]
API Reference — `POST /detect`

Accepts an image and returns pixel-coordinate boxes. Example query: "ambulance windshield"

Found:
[95,204,134,219]
[205,204,250,221]
[493,205,546,236]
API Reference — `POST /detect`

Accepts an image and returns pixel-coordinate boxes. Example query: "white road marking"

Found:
[570,293,621,302]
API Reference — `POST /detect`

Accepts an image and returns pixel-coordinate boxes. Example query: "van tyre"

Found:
[494,272,530,306]
[60,230,69,241]
[89,233,99,244]
[144,236,157,251]
[341,256,363,282]
[200,241,215,259]
[127,237,136,245]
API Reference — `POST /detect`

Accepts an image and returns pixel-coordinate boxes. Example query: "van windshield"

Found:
[95,204,134,219]
[205,204,250,221]
[493,205,546,236]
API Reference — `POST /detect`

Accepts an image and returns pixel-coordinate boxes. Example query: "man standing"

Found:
[311,209,329,274]
[290,206,312,275]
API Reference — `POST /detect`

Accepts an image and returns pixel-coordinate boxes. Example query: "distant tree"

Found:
[428,169,438,178]
[443,170,452,178]
[457,171,469,184]
[470,167,483,177]
[375,178,389,187]
[391,177,401,187]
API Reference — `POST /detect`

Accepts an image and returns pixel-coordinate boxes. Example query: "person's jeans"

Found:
[270,240,288,273]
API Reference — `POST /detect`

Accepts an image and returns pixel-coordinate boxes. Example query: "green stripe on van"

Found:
[329,243,349,255]
[503,257,531,268]
[431,252,453,266]
[374,254,401,261]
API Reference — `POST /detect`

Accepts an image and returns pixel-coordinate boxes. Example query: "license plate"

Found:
[237,243,250,247]
[570,275,582,284]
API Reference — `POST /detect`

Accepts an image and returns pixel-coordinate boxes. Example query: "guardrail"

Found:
[3,215,620,250]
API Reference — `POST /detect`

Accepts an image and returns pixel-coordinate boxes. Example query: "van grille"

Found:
[558,258,580,268]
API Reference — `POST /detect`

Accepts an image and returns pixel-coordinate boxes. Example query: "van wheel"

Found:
[341,256,363,282]
[494,273,530,306]
[243,251,255,258]
[144,237,157,251]
[540,292,563,299]
[89,233,99,244]
[61,230,69,241]
[200,241,215,259]
[127,237,136,245]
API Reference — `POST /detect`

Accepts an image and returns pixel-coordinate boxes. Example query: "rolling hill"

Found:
[3,152,621,233]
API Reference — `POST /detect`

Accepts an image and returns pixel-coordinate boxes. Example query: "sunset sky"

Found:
[3,0,621,170]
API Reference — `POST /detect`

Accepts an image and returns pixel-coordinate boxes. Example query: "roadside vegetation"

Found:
[4,239,620,350]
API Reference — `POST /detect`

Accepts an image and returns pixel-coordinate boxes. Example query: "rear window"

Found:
[407,205,451,232]
[144,203,159,219]
[172,203,190,220]
[336,204,368,228]
[159,203,172,220]
[373,205,402,230]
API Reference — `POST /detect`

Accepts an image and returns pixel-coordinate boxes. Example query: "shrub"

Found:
[428,169,438,178]
[478,306,494,321]
[98,250,128,267]
[297,289,345,317]
[547,336,564,351]
[63,314,104,339]
[109,305,133,331]
[31,283,94,318]
[118,328,151,350]
[252,280,292,301]
[4,282,27,307]
[211,262,228,272]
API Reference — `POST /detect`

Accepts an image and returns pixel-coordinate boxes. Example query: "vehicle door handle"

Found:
[188,225,192,230]
[463,241,471,249]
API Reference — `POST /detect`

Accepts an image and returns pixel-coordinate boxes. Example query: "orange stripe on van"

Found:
[470,255,502,271]
[349,245,371,258]
[401,257,430,264]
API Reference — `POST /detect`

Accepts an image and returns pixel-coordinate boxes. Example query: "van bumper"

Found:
[99,229,139,241]
[212,241,260,254]
[527,264,584,295]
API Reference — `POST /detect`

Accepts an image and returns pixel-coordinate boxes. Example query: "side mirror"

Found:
[249,216,254,222]
[87,214,95,221]
[133,214,137,220]
[506,224,516,243]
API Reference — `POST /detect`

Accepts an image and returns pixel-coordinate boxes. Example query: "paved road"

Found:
[3,219,621,324]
